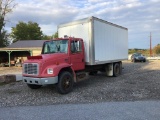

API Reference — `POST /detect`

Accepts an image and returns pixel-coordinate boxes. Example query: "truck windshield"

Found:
[42,40,68,54]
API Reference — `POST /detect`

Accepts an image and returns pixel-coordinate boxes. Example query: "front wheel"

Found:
[27,84,42,89]
[57,71,74,94]
[133,58,136,63]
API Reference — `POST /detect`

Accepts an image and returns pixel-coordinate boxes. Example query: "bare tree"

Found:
[0,0,16,47]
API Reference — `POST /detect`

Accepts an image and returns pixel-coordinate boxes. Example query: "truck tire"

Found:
[113,63,120,77]
[27,84,42,89]
[119,62,122,74]
[57,71,74,94]
[133,58,136,63]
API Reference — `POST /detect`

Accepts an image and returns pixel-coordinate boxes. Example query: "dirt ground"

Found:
[0,60,160,107]
[0,66,22,75]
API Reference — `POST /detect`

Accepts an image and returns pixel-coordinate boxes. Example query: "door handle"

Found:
[65,59,68,62]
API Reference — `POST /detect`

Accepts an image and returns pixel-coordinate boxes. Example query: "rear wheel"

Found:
[27,84,42,89]
[133,58,136,63]
[119,62,122,74]
[113,63,120,77]
[57,71,74,94]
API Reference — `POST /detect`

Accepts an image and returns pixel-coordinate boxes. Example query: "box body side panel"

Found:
[93,19,128,63]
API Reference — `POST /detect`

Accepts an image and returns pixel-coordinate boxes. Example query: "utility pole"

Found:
[150,32,152,57]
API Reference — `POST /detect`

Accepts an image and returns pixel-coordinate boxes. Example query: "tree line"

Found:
[0,0,58,48]
[129,44,160,56]
[11,21,58,43]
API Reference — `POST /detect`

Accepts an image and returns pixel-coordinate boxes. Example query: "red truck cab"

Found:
[23,37,85,94]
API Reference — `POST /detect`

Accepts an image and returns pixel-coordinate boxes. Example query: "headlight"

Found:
[47,68,53,74]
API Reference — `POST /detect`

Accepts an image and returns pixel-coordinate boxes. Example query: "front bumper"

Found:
[23,76,58,85]
[136,58,145,61]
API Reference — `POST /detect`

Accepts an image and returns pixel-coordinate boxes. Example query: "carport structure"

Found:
[0,49,32,67]
[0,40,46,67]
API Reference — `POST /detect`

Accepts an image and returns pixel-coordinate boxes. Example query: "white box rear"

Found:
[58,16,128,65]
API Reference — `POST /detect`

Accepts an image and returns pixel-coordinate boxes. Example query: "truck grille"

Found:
[23,63,39,75]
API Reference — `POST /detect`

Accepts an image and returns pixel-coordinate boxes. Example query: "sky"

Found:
[4,0,160,49]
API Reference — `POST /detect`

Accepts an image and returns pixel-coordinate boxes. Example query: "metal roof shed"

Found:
[0,40,46,67]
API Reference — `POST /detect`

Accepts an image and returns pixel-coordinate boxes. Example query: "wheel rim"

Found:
[62,75,71,90]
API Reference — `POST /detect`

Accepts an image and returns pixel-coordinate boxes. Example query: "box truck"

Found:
[22,16,128,94]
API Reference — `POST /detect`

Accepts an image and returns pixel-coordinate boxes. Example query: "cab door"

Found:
[70,40,85,71]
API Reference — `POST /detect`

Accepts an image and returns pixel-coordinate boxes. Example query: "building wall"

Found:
[32,49,42,56]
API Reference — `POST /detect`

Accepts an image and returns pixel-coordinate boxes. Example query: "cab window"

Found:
[71,40,82,53]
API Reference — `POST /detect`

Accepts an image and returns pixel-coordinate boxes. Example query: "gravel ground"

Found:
[0,60,160,107]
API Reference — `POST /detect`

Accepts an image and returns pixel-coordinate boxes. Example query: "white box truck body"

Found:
[58,16,128,65]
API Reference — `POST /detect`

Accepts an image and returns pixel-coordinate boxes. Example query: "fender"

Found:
[41,63,76,81]
[55,63,76,82]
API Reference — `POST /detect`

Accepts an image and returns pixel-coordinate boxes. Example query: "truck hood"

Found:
[26,53,68,63]
[42,53,68,61]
